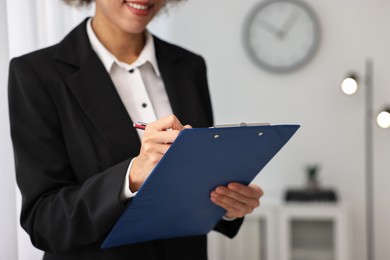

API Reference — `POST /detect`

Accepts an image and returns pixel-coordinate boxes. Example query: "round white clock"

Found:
[243,0,321,73]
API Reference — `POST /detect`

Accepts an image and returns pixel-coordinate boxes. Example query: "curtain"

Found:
[7,0,94,58]
[0,1,17,260]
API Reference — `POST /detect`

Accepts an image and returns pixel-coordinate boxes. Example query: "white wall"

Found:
[0,1,18,260]
[3,0,390,260]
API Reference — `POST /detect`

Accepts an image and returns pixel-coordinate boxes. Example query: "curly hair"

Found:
[62,0,93,6]
[62,0,185,7]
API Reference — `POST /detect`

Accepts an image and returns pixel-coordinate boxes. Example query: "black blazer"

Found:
[8,19,242,260]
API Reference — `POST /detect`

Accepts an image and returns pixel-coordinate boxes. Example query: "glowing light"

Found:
[376,110,390,129]
[341,77,358,95]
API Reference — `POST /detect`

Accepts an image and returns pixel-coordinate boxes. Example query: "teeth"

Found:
[127,2,150,10]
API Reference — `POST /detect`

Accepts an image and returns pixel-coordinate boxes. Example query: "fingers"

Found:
[210,194,253,218]
[129,115,187,191]
[143,115,186,145]
[143,130,181,149]
[227,183,264,199]
[210,191,258,218]
[147,115,184,132]
[141,115,187,156]
[210,183,264,219]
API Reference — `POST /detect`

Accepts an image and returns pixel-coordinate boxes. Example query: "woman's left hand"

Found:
[210,183,264,219]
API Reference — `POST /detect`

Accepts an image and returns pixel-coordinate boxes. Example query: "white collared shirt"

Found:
[86,18,173,199]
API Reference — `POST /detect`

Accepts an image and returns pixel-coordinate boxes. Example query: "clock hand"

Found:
[278,10,300,39]
[257,20,284,39]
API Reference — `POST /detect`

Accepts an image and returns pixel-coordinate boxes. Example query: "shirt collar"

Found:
[86,18,161,77]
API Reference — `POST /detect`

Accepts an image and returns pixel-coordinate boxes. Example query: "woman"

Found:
[8,0,263,259]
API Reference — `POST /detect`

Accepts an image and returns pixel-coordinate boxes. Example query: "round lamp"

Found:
[376,108,390,129]
[341,74,358,95]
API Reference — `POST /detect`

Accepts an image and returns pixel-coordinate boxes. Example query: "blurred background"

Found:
[1,0,389,259]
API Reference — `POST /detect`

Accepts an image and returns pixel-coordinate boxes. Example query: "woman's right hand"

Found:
[129,115,189,192]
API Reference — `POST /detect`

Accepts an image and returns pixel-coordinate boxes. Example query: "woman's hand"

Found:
[129,115,189,191]
[210,183,264,219]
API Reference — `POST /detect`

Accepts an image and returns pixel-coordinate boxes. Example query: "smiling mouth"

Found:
[125,1,153,11]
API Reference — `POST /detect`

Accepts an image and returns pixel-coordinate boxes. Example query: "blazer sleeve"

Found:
[213,218,244,238]
[8,58,130,253]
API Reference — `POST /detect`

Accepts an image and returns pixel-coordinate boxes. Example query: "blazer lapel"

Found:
[154,37,212,127]
[55,19,141,163]
[154,37,193,125]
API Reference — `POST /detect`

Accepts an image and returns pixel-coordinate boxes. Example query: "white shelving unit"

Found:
[208,203,350,260]
[279,203,350,260]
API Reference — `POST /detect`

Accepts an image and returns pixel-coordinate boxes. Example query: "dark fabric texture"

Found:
[8,18,243,260]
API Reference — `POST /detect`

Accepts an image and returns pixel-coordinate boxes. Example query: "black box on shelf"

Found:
[284,189,338,202]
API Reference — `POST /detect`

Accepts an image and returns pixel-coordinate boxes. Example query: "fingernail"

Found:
[228,182,237,188]
[211,193,220,199]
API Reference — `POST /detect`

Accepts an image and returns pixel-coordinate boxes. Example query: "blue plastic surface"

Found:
[102,124,300,248]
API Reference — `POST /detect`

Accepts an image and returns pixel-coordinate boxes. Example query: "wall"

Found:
[3,0,390,259]
[0,0,18,259]
[149,1,390,260]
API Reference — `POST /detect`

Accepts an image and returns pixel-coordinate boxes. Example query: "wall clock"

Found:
[243,0,321,74]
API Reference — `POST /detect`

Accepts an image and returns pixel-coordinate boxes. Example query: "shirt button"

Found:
[142,103,147,108]
[129,69,134,73]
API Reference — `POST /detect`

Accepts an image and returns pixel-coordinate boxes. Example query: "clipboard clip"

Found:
[211,122,270,139]
[212,122,270,128]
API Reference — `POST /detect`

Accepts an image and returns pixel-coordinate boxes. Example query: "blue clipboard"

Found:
[101,124,299,248]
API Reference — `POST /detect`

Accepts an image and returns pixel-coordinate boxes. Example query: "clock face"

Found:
[243,0,321,73]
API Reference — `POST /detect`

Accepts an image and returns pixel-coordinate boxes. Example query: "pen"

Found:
[133,122,148,130]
